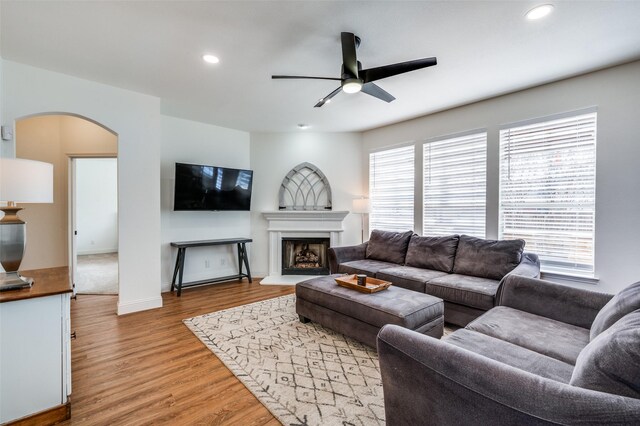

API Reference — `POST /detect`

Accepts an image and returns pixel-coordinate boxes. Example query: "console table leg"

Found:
[241,243,252,283]
[177,248,186,297]
[237,243,243,279]
[171,248,182,292]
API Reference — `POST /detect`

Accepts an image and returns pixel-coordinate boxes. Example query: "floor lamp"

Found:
[0,158,54,290]
[352,197,370,243]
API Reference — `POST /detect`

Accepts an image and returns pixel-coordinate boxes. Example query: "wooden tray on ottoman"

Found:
[335,274,391,293]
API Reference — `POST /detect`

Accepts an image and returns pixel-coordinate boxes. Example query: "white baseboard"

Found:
[117,295,163,315]
[78,248,118,256]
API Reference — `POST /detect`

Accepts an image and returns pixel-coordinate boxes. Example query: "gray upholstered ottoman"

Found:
[296,274,444,348]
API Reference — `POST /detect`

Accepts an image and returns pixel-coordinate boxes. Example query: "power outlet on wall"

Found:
[220,258,227,266]
[204,260,211,268]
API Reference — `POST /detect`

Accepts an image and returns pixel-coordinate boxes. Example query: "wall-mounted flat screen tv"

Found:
[174,162,253,211]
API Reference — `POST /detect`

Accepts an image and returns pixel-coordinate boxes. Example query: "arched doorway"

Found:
[15,113,119,296]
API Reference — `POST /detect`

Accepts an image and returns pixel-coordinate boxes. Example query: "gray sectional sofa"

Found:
[329,229,540,326]
[377,275,640,424]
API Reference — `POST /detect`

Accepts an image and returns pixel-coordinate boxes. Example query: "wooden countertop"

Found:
[0,267,72,303]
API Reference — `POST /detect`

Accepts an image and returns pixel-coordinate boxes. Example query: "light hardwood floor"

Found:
[61,280,294,425]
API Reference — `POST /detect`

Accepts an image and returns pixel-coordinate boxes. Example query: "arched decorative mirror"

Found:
[278,162,332,211]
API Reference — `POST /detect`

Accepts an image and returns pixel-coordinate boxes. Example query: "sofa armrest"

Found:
[377,325,640,426]
[496,275,613,329]
[328,242,368,274]
[505,251,540,279]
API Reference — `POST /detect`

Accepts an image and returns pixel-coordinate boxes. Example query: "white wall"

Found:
[1,60,162,315]
[76,158,118,255]
[160,115,251,291]
[250,132,364,277]
[363,60,640,295]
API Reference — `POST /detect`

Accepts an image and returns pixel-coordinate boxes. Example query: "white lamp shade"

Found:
[352,197,370,214]
[0,158,54,203]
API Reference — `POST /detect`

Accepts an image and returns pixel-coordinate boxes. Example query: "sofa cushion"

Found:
[452,235,525,280]
[405,234,459,272]
[425,274,500,310]
[337,259,397,277]
[572,309,640,399]
[365,229,413,264]
[466,306,590,364]
[376,266,449,293]
[590,281,640,340]
[445,329,574,383]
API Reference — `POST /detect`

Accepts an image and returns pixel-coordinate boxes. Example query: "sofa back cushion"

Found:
[590,281,640,340]
[571,309,640,399]
[452,235,525,280]
[365,229,413,265]
[405,235,459,272]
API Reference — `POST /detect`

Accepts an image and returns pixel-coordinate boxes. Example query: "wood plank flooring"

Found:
[61,280,294,425]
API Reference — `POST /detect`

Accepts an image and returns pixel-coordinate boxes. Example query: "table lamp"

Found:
[352,197,370,243]
[0,158,54,290]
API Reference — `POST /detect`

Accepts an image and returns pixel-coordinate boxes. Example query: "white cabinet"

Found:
[0,269,72,424]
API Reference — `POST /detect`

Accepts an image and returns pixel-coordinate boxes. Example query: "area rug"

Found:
[183,295,385,426]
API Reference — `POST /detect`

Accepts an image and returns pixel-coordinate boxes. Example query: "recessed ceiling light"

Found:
[202,54,220,64]
[297,124,310,130]
[525,4,554,20]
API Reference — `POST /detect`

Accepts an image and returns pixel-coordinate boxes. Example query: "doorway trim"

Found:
[68,155,118,296]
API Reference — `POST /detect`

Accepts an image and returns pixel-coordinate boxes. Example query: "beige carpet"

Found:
[75,253,119,294]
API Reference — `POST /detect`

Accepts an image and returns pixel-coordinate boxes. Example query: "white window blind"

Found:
[499,112,597,276]
[423,132,487,238]
[369,145,414,232]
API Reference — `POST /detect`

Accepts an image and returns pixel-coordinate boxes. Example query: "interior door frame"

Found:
[68,154,118,295]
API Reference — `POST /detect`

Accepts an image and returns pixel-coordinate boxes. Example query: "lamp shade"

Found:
[0,158,54,203]
[352,197,370,214]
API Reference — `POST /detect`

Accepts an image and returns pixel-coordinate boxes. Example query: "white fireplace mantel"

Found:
[262,210,349,278]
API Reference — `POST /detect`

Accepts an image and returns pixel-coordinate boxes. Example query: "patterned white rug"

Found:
[183,294,385,426]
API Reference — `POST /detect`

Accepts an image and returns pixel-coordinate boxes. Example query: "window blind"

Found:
[499,112,597,276]
[369,145,414,232]
[423,132,487,238]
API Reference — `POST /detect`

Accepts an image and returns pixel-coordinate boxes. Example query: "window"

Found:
[423,132,487,237]
[369,145,414,232]
[499,111,597,276]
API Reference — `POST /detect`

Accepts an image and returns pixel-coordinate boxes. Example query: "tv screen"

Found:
[173,162,253,211]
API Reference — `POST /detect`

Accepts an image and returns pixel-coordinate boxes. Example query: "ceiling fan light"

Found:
[342,79,363,94]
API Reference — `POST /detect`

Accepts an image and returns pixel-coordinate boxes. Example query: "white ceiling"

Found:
[2,1,640,133]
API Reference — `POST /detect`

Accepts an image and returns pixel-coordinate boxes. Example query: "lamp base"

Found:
[0,271,33,291]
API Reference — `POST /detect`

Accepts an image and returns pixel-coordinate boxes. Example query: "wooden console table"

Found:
[170,238,252,296]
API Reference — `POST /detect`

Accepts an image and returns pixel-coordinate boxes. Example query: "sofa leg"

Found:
[299,315,310,324]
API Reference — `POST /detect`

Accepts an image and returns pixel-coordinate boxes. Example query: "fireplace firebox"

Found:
[281,238,330,275]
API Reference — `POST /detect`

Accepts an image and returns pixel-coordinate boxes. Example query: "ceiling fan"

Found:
[272,32,437,107]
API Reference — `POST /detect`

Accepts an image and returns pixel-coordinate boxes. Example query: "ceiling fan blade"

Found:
[272,75,341,81]
[361,82,395,103]
[361,57,437,83]
[314,87,342,108]
[341,32,359,78]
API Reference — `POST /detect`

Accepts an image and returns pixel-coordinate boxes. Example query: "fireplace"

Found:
[281,238,330,275]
